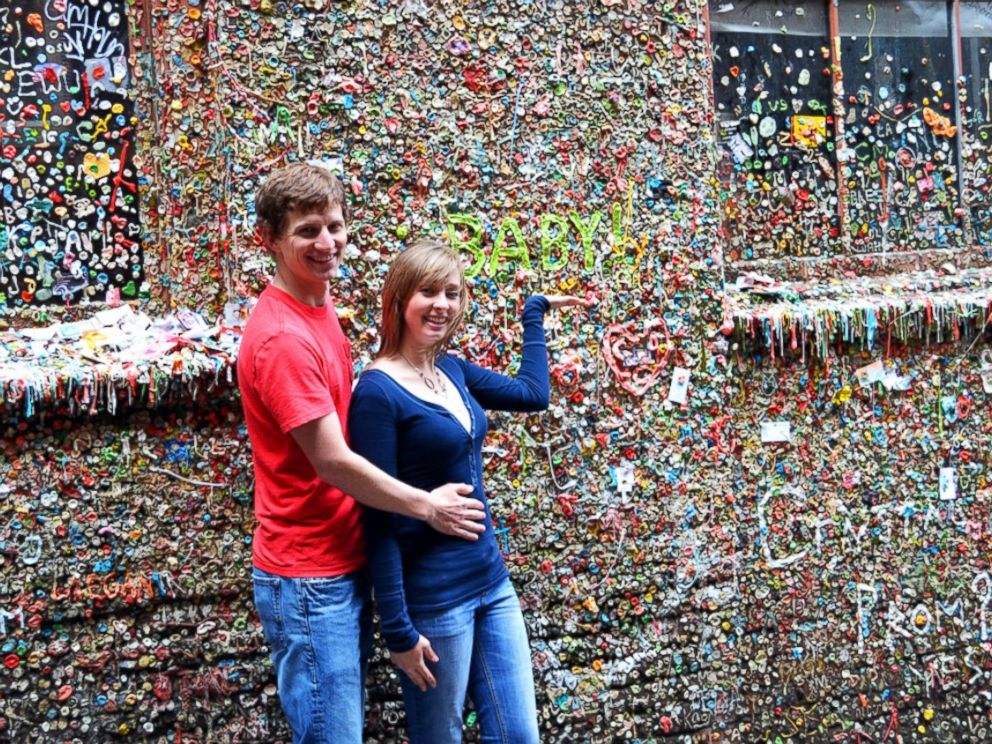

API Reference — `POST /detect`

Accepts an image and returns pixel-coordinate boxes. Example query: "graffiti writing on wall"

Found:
[0,0,143,307]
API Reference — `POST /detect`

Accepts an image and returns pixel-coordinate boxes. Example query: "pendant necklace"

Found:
[401,353,448,396]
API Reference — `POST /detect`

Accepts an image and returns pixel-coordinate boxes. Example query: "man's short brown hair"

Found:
[255,163,350,240]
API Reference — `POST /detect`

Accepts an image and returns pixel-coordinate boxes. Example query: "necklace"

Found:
[400,353,448,396]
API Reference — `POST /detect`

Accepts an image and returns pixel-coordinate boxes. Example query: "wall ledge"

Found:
[0,304,241,418]
[725,265,992,357]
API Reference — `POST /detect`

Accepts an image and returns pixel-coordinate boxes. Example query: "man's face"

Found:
[267,203,347,299]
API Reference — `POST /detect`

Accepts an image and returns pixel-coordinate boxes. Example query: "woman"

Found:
[348,239,587,743]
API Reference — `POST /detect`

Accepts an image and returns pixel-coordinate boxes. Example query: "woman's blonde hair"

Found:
[378,240,468,359]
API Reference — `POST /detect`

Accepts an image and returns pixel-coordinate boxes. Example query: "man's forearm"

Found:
[314,450,432,519]
[317,451,430,520]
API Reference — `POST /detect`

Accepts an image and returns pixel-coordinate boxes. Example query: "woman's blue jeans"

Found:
[252,566,372,744]
[400,576,540,743]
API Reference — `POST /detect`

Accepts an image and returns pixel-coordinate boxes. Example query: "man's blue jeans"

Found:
[252,567,372,744]
[399,576,540,744]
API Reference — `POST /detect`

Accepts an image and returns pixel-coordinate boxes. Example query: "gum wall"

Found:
[3,0,992,742]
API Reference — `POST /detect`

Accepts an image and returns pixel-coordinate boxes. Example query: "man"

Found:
[237,162,485,743]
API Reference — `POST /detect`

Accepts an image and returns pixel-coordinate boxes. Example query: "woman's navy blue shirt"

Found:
[348,296,550,651]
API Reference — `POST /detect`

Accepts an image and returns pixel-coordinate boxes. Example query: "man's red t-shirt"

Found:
[237,284,365,577]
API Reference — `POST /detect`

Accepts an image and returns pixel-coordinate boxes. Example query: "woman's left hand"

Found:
[391,635,438,692]
[543,294,595,311]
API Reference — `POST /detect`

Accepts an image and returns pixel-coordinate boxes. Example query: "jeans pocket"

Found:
[299,573,354,613]
[252,575,286,652]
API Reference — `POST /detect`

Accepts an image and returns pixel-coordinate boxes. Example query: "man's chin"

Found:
[310,261,340,277]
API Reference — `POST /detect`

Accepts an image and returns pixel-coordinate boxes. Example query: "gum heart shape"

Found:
[601,318,674,396]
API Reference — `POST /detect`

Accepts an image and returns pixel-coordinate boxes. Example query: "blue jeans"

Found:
[400,576,540,744]
[252,567,372,744]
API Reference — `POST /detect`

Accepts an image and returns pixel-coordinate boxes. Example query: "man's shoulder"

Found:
[244,291,315,337]
[241,304,317,358]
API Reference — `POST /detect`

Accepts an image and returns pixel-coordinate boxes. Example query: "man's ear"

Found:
[257,224,276,254]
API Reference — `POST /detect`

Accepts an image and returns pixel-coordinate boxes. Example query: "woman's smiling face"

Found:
[401,268,463,350]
